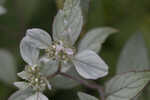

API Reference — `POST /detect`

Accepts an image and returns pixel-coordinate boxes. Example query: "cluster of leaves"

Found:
[8,0,116,99]
[0,0,149,100]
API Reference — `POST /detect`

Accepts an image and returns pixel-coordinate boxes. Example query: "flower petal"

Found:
[20,37,39,65]
[73,50,108,79]
[26,28,52,49]
[25,92,48,100]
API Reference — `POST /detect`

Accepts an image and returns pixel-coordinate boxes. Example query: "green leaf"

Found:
[41,59,58,76]
[117,33,149,73]
[105,71,150,100]
[41,58,80,89]
[78,27,117,53]
[0,49,17,84]
[73,50,108,79]
[0,6,6,15]
[14,82,29,90]
[50,67,80,89]
[78,92,98,100]
[17,71,31,80]
[53,0,83,45]
[8,89,33,100]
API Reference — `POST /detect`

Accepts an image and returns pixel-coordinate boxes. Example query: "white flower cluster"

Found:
[12,37,51,99]
[15,65,51,92]
[45,40,75,63]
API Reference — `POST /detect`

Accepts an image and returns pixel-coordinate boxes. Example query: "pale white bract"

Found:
[20,36,40,66]
[21,0,110,80]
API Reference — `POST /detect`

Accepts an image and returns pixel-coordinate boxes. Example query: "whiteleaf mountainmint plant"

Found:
[5,0,150,100]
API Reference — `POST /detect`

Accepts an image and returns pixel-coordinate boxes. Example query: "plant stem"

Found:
[47,61,62,79]
[59,72,105,100]
[47,61,105,100]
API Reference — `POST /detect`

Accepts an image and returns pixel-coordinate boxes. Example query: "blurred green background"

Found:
[1,0,150,99]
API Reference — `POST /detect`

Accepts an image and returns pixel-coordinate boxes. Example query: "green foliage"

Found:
[106,71,150,100]
[78,27,117,53]
[117,33,149,73]
[78,92,98,100]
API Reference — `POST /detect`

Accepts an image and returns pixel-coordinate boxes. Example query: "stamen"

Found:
[46,40,75,63]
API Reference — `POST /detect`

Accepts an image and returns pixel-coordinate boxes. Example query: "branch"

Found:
[47,61,62,79]
[59,72,105,100]
[46,61,105,99]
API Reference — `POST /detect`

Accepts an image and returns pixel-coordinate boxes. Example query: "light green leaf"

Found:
[106,71,150,100]
[41,57,79,89]
[117,33,149,73]
[8,89,33,100]
[73,50,108,79]
[41,59,58,76]
[78,27,117,53]
[0,49,17,84]
[14,82,29,90]
[78,92,98,100]
[0,0,6,15]
[50,67,80,89]
[25,92,48,100]
[53,0,83,45]
[17,71,31,80]
[0,6,6,15]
